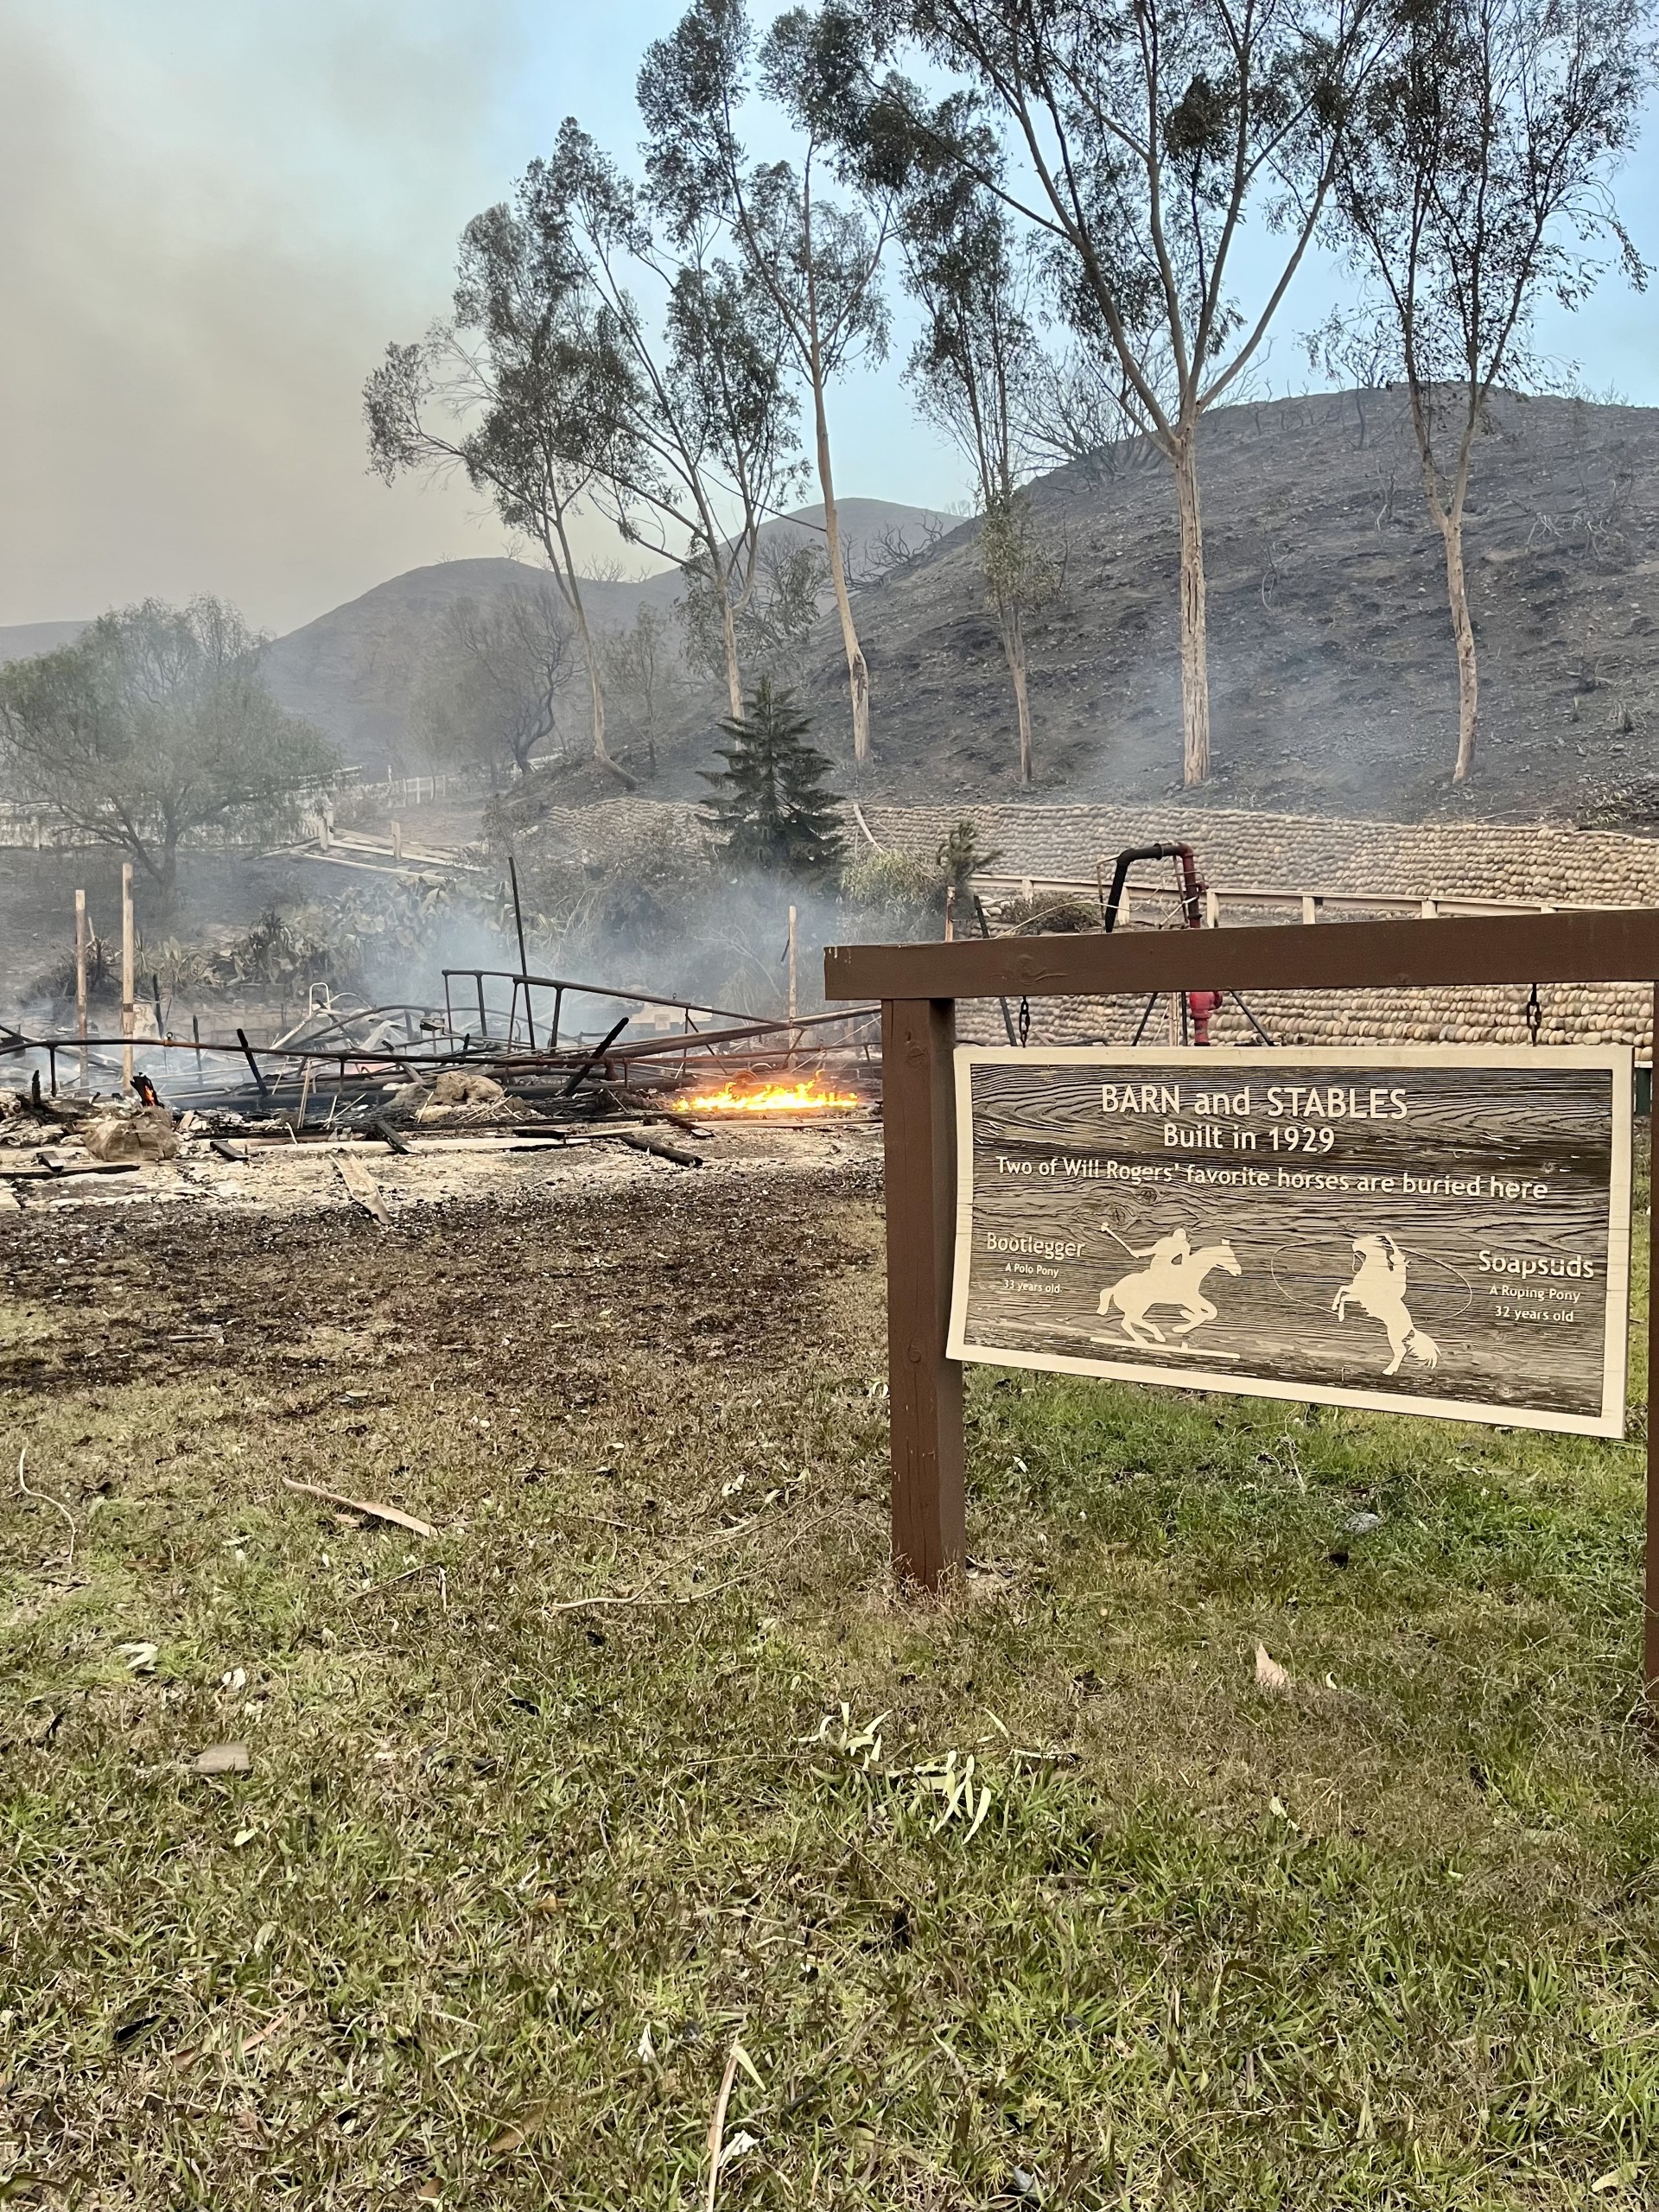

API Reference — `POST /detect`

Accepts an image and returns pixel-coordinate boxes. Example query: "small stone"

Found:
[193,1742,251,1775]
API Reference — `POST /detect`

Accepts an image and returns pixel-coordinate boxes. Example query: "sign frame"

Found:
[947,1042,1632,1439]
[823,906,1659,1702]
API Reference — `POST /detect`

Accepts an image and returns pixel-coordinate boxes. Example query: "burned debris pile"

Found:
[0,963,880,1202]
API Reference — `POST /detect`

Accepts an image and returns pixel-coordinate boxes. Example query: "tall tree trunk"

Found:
[1172,423,1211,787]
[718,577,743,721]
[547,518,620,776]
[812,378,871,765]
[1440,502,1478,782]
[568,591,610,767]
[1408,390,1481,785]
[998,600,1033,785]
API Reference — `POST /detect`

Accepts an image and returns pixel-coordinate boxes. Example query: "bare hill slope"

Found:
[764,388,1658,824]
[258,498,956,772]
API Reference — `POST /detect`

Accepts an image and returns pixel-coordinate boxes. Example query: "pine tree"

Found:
[701,681,846,880]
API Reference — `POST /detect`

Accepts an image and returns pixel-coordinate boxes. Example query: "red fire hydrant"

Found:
[1187,989,1224,1046]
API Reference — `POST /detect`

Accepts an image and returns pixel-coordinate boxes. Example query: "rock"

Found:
[193,1742,251,1776]
[83,1109,179,1163]
[379,1078,431,1114]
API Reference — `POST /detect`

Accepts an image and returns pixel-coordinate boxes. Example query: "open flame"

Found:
[674,1075,862,1115]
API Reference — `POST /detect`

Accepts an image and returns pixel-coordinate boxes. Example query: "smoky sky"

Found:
[0,3,1650,642]
[0,1,652,636]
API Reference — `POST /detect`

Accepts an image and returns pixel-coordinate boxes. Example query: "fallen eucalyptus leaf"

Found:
[488,2102,551,2158]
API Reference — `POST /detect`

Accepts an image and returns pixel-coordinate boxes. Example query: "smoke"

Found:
[508,830,854,1032]
[0,2,625,636]
[230,849,862,1065]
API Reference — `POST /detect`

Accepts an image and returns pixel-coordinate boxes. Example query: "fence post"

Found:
[787,905,798,1065]
[881,996,965,1587]
[1649,982,1658,1704]
[75,889,89,1089]
[120,862,135,1090]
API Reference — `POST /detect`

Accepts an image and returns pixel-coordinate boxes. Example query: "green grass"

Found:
[2,1164,1656,2209]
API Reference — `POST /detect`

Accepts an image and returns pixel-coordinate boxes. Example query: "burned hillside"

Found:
[612,387,1659,825]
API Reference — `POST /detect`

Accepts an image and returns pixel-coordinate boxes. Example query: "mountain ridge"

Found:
[254,496,959,772]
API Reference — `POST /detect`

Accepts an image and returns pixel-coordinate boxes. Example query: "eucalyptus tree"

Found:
[899,149,1052,782]
[861,0,1395,785]
[601,605,682,775]
[1318,0,1649,783]
[639,0,894,766]
[540,121,806,721]
[0,597,335,899]
[365,188,630,775]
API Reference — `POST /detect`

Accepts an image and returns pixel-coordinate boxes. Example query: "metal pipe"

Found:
[560,1017,631,1098]
[508,857,536,1050]
[235,1027,270,1101]
[1102,842,1205,934]
[442,965,755,1027]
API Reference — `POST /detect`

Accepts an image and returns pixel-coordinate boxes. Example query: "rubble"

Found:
[429,1070,505,1107]
[0,963,881,1230]
[82,1109,180,1164]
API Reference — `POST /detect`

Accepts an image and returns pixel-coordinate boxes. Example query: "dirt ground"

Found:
[0,1122,883,1397]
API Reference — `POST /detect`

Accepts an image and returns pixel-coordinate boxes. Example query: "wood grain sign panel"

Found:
[948,1046,1632,1436]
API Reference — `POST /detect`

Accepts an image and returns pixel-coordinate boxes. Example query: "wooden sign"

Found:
[949,1046,1632,1437]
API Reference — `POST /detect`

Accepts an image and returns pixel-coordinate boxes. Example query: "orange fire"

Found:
[675,1075,861,1115]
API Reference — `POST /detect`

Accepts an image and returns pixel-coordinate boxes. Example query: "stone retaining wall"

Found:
[855,802,1659,907]
[992,980,1653,1056]
[863,803,1657,1056]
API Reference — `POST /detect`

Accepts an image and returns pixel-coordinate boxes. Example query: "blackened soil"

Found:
[0,1163,882,1402]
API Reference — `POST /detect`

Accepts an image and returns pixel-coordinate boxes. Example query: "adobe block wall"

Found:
[527,798,1659,1052]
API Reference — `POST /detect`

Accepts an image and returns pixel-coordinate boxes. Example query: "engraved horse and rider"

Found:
[1095,1221,1439,1374]
[1096,1224,1242,1349]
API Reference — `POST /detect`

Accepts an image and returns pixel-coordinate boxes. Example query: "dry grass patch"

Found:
[2,1159,1656,2209]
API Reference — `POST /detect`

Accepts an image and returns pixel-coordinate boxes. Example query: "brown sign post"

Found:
[824,908,1659,1695]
